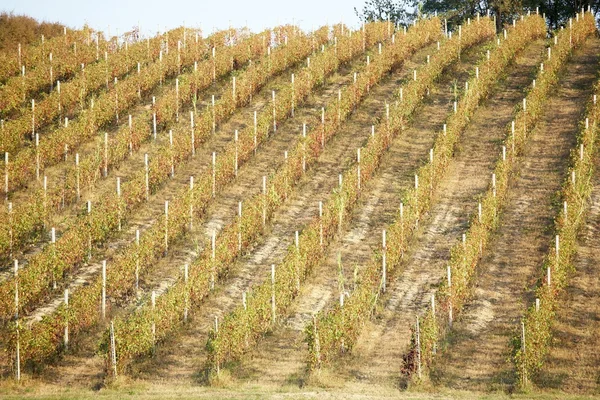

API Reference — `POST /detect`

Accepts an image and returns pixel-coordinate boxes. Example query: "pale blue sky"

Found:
[2,0,368,38]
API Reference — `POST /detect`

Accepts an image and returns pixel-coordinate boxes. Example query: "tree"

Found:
[525,0,600,30]
[354,0,417,27]
[356,0,600,32]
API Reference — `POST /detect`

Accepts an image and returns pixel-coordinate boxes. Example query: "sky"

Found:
[1,0,368,38]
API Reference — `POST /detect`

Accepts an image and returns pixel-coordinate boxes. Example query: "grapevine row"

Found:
[0,27,103,85]
[408,11,594,382]
[6,21,391,366]
[303,13,547,370]
[0,27,291,261]
[0,25,330,320]
[512,10,599,387]
[0,26,220,159]
[0,30,102,118]
[104,18,439,374]
[206,16,495,376]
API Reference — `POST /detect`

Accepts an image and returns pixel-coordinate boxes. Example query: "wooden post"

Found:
[212,95,216,134]
[164,201,169,254]
[415,174,419,226]
[31,99,35,140]
[135,230,140,292]
[15,266,20,381]
[234,130,238,177]
[212,152,216,197]
[207,229,215,291]
[564,201,568,223]
[188,176,194,231]
[75,153,80,201]
[238,201,242,251]
[153,112,157,140]
[338,174,343,233]
[382,229,386,293]
[262,176,267,226]
[190,111,195,156]
[8,202,13,258]
[57,80,62,116]
[64,289,69,349]
[43,176,47,228]
[271,264,276,324]
[110,320,117,376]
[116,177,121,231]
[399,202,404,245]
[447,265,453,327]
[50,228,57,289]
[272,91,277,133]
[511,120,515,154]
[35,133,40,180]
[357,148,361,190]
[102,260,107,319]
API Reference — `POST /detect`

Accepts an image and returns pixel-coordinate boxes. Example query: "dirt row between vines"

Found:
[17,40,357,322]
[120,41,445,384]
[535,158,600,393]
[430,37,600,393]
[303,37,546,391]
[0,50,297,275]
[230,40,493,389]
[27,39,422,388]
[2,48,206,269]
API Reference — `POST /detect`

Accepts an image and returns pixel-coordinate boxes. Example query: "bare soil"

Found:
[19,41,425,388]
[535,159,600,394]
[232,40,492,388]
[430,37,600,392]
[126,41,440,384]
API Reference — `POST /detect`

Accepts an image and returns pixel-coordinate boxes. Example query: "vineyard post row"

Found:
[512,9,599,388]
[0,25,212,155]
[0,27,300,262]
[205,15,495,377]
[0,26,107,88]
[0,25,331,321]
[0,26,122,118]
[6,20,392,371]
[302,12,545,371]
[0,25,235,169]
[406,10,595,382]
[104,17,441,375]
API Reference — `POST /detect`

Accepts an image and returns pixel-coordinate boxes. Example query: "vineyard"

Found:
[1,8,600,400]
